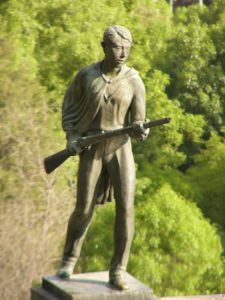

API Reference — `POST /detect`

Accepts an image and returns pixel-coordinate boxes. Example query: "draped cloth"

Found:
[62,61,139,133]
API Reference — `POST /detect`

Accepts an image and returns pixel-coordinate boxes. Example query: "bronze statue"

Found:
[57,25,150,290]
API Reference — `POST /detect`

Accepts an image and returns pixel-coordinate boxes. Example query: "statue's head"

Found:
[102,25,132,68]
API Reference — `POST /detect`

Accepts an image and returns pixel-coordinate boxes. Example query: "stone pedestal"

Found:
[161,295,225,300]
[31,271,157,300]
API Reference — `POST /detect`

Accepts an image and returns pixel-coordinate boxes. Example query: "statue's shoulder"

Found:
[123,65,140,79]
[78,62,101,80]
[123,65,144,87]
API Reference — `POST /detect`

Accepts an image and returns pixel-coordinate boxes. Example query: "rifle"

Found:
[43,117,171,174]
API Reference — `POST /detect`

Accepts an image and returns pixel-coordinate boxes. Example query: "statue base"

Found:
[31,271,157,300]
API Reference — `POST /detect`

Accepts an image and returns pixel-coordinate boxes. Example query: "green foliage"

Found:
[164,5,225,131]
[134,70,206,169]
[1,0,173,100]
[187,133,225,231]
[132,184,224,296]
[0,23,76,300]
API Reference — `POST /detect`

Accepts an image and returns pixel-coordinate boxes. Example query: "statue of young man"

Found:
[58,25,149,290]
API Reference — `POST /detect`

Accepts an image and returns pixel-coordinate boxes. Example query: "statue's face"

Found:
[103,37,131,68]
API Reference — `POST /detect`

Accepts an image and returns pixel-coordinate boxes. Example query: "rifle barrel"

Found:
[79,117,171,147]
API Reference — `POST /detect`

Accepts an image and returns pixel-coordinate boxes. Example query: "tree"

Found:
[0,24,75,300]
[0,1,225,299]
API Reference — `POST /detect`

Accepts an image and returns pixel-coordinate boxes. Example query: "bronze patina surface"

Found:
[58,25,149,290]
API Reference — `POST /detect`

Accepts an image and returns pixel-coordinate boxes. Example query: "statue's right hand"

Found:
[66,132,82,155]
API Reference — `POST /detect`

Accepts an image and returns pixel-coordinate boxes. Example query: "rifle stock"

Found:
[43,117,171,174]
[44,149,71,174]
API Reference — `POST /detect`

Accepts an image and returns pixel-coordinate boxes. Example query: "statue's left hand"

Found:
[132,120,150,141]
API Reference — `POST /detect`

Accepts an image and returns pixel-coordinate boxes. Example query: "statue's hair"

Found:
[103,25,132,45]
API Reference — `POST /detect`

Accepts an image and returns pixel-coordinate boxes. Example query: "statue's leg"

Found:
[106,140,135,289]
[58,146,103,278]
